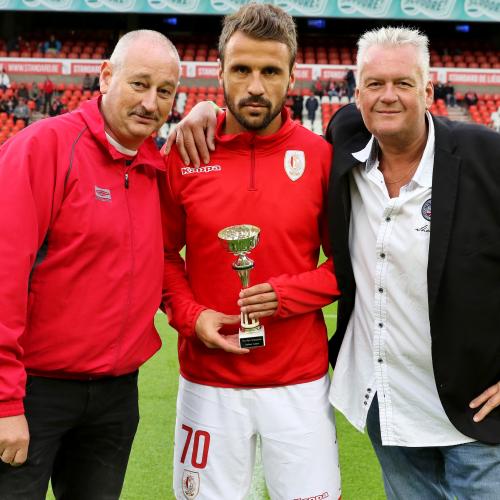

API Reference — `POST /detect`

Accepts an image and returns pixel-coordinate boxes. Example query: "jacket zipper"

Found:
[249,138,256,191]
[115,162,134,371]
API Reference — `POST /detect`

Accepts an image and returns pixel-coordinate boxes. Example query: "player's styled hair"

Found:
[110,29,180,70]
[357,27,430,85]
[218,3,297,71]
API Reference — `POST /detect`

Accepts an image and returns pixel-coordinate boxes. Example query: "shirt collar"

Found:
[351,111,435,188]
[105,132,138,157]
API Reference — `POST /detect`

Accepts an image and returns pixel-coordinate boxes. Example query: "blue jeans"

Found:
[366,395,500,500]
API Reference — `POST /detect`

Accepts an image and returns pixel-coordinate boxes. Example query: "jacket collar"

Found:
[78,97,165,171]
[214,107,297,152]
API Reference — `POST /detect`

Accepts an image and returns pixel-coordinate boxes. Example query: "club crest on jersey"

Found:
[182,470,200,499]
[284,150,305,181]
[421,198,432,221]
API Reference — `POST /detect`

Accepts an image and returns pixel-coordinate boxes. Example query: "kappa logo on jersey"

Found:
[181,165,222,176]
[182,470,200,499]
[293,492,330,500]
[95,186,112,202]
[284,150,305,181]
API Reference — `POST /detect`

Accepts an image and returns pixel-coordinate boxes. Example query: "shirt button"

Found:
[378,358,383,363]
[364,401,368,405]
[385,216,391,222]
[378,322,383,328]
[367,388,372,393]
[380,253,386,258]
[378,287,384,293]
[365,394,369,399]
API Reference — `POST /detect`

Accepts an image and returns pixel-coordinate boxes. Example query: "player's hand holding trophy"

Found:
[218,224,265,349]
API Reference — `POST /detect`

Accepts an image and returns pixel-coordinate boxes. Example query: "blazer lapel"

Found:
[427,117,461,315]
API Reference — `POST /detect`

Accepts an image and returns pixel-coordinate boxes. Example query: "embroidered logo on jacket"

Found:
[181,165,222,176]
[95,186,112,202]
[182,470,200,499]
[284,150,305,181]
[421,198,432,221]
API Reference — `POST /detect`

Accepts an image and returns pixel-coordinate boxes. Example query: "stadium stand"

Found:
[0,23,498,145]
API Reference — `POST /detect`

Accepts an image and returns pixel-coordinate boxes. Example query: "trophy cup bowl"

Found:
[218,224,265,349]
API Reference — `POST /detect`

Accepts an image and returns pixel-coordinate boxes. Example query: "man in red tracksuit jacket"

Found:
[161,5,341,499]
[0,30,179,499]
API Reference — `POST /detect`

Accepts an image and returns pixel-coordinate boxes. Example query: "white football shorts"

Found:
[173,374,341,500]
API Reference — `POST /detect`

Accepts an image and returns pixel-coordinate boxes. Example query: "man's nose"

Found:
[141,88,158,113]
[247,72,265,95]
[380,84,398,103]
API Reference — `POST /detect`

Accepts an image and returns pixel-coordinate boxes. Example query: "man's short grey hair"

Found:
[357,27,430,85]
[110,29,180,70]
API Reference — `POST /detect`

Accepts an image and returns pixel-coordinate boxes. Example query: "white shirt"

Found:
[105,132,137,156]
[329,113,473,446]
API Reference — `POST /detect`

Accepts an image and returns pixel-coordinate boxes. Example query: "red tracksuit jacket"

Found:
[0,98,164,417]
[161,109,339,388]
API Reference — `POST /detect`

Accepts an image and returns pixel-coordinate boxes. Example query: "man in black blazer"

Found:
[327,27,500,499]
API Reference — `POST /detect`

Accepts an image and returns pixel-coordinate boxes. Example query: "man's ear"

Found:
[217,60,223,89]
[288,63,296,91]
[354,87,361,110]
[99,61,113,95]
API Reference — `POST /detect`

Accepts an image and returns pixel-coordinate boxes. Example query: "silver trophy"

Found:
[218,224,265,349]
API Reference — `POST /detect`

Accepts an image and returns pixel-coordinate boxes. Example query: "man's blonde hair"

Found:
[357,26,430,84]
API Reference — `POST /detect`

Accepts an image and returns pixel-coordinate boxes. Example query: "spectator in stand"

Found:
[444,81,456,107]
[344,68,356,100]
[30,81,42,111]
[464,90,478,107]
[167,107,182,124]
[91,75,100,92]
[312,77,324,97]
[82,73,93,91]
[6,36,25,54]
[291,93,303,121]
[4,97,16,116]
[0,69,10,91]
[13,98,30,125]
[42,77,54,114]
[48,97,63,117]
[434,81,446,101]
[43,35,62,56]
[327,80,339,99]
[306,94,319,123]
[17,83,29,102]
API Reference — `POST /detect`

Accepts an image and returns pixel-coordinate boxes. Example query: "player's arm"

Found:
[162,101,220,167]
[238,227,338,321]
[0,132,60,465]
[158,165,248,355]
[239,256,338,321]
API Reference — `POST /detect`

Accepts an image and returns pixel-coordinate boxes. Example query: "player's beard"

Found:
[223,86,287,132]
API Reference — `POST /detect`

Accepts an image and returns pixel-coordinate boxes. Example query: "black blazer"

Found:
[326,104,500,444]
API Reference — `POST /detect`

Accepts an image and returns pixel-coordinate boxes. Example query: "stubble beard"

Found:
[223,86,287,132]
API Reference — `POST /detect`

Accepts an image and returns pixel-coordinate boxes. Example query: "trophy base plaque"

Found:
[239,326,265,349]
